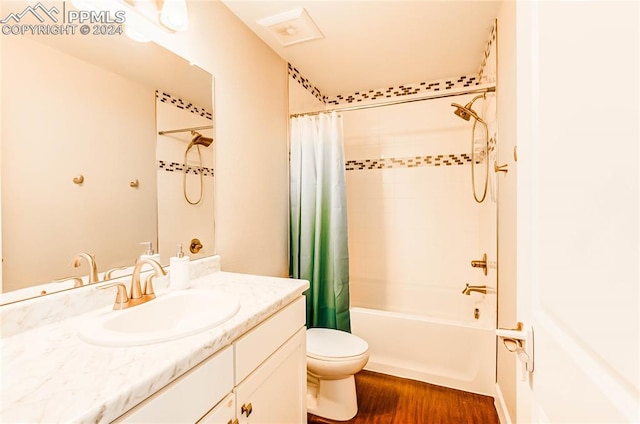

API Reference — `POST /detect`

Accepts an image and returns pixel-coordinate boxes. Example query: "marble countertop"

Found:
[0,268,309,423]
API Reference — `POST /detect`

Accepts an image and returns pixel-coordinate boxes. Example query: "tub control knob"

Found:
[470,253,488,275]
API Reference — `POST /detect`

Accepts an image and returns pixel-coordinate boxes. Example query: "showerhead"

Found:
[451,103,476,121]
[451,93,485,122]
[189,131,213,147]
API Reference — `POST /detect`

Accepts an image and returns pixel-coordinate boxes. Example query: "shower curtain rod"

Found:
[289,85,496,118]
[158,125,213,135]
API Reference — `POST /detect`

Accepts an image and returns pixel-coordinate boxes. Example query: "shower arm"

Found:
[158,125,213,136]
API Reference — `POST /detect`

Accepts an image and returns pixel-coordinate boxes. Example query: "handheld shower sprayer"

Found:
[451,91,490,204]
[183,131,213,206]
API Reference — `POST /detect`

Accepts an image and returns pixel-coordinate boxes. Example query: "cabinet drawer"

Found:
[198,393,235,424]
[234,296,305,383]
[116,346,234,423]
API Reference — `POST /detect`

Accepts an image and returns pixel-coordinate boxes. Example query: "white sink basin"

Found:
[79,289,240,347]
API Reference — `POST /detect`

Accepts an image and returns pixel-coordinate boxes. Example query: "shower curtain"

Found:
[290,112,351,332]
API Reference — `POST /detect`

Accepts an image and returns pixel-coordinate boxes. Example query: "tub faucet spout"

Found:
[462,283,488,295]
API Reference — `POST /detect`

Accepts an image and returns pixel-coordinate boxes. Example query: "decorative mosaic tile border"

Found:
[346,141,495,171]
[288,64,480,107]
[288,63,327,104]
[158,160,214,177]
[155,91,213,121]
[326,76,479,105]
[478,20,497,84]
[346,154,473,170]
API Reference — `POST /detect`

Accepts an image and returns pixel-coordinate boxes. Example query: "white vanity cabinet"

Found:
[115,296,306,424]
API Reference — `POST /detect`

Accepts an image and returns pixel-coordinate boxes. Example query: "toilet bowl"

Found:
[306,328,369,421]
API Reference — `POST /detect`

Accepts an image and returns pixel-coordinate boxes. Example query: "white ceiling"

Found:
[221,1,501,97]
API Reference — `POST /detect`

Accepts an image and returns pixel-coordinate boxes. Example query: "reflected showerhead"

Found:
[189,131,213,147]
[451,93,485,122]
[451,103,477,121]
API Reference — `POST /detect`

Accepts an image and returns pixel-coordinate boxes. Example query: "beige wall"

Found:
[151,0,289,276]
[1,36,157,291]
[289,77,325,115]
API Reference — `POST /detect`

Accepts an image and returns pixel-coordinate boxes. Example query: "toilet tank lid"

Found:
[307,328,368,358]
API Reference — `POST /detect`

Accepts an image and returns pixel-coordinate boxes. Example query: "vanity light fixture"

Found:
[70,0,189,43]
[124,4,153,43]
[160,0,189,32]
[257,8,324,47]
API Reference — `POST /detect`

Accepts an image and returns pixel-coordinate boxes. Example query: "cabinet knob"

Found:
[241,402,253,417]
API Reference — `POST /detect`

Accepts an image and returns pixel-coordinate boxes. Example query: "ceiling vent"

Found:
[257,8,324,47]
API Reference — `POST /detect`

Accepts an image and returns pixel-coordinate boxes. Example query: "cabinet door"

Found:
[198,393,235,424]
[235,328,306,424]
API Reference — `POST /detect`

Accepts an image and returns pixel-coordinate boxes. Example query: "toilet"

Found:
[306,328,369,421]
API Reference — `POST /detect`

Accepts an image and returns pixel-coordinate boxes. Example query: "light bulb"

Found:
[160,0,188,31]
[125,24,151,42]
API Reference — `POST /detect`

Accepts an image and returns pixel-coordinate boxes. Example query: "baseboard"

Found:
[494,383,512,424]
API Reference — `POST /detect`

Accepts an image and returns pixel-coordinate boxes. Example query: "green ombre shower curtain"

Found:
[290,112,351,332]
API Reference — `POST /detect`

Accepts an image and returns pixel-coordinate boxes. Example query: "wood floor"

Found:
[308,370,499,424]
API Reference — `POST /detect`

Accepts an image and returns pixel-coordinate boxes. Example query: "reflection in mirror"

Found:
[0,28,214,304]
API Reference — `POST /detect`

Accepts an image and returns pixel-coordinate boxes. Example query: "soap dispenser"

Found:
[139,242,161,272]
[169,244,190,290]
[140,242,160,262]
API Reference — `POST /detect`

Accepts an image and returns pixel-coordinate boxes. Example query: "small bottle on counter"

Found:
[169,244,190,290]
[139,241,161,272]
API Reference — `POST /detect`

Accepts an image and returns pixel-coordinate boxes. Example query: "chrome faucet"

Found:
[461,283,489,295]
[72,253,99,284]
[100,258,166,310]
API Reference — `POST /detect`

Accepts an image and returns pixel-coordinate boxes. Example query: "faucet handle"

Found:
[99,283,129,310]
[470,253,488,275]
[103,266,129,281]
[143,274,157,300]
[54,276,84,288]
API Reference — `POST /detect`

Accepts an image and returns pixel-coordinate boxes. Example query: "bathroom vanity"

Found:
[0,257,309,423]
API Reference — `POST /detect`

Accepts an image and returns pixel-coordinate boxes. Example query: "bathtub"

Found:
[350,306,496,396]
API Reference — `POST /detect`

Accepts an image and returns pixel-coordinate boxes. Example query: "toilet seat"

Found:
[307,328,368,360]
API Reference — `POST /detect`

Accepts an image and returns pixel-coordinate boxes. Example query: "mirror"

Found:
[1,22,214,304]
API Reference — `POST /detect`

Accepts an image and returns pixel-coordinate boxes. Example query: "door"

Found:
[514,1,639,422]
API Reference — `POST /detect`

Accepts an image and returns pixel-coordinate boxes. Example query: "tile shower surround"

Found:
[156,91,214,177]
